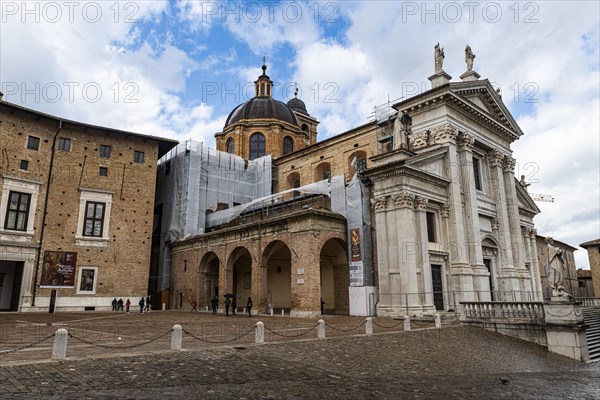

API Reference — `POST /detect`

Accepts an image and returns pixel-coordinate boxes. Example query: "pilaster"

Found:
[414,196,434,312]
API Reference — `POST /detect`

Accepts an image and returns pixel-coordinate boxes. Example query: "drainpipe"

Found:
[31,119,62,307]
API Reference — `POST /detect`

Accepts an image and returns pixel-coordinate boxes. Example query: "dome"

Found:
[224,97,299,128]
[287,97,309,115]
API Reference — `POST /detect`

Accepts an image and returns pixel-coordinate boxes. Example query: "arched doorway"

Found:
[228,247,253,312]
[482,237,500,301]
[320,238,349,314]
[262,240,292,313]
[199,252,220,309]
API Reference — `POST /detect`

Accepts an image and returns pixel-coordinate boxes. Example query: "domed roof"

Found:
[287,97,309,115]
[224,97,299,127]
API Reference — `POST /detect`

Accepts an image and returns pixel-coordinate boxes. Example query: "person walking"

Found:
[111,298,118,311]
[145,296,151,313]
[224,296,231,317]
[125,299,131,314]
[117,298,124,312]
[191,301,197,312]
[211,296,218,314]
[246,297,253,317]
[139,297,145,314]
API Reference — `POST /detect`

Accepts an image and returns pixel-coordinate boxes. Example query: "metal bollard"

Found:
[171,324,182,351]
[255,321,264,344]
[52,328,68,360]
[435,313,441,329]
[317,319,326,339]
[404,316,411,332]
[365,317,373,336]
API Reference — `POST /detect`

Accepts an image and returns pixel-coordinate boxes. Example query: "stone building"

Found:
[576,269,595,298]
[580,238,600,298]
[162,50,543,317]
[535,235,578,300]
[0,100,177,311]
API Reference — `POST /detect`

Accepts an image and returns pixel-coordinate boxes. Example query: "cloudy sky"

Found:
[1,1,598,267]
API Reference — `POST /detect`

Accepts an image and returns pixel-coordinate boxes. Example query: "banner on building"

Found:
[40,251,77,288]
[350,228,361,262]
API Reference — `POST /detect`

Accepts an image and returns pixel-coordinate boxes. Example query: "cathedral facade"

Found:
[162,51,543,317]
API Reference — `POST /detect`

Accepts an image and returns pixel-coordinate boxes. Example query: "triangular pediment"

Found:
[449,80,523,138]
[515,178,540,215]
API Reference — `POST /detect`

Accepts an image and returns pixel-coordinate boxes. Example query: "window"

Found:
[473,157,482,190]
[83,201,105,237]
[19,160,29,170]
[249,133,266,160]
[322,169,331,180]
[4,191,31,231]
[99,167,108,176]
[58,138,71,151]
[226,138,235,154]
[27,136,40,150]
[100,145,111,158]
[301,124,309,133]
[426,212,436,243]
[283,137,293,155]
[134,151,144,163]
[579,280,586,288]
[77,267,98,294]
[356,157,367,173]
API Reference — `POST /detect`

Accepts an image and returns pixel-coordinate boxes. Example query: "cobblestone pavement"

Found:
[1,312,599,399]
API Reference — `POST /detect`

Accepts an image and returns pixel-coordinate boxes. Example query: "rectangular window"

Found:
[99,167,108,176]
[27,136,40,150]
[19,160,29,170]
[83,201,105,237]
[579,280,586,288]
[472,157,482,190]
[4,191,31,231]
[78,268,97,293]
[133,151,144,163]
[58,138,71,151]
[426,212,436,243]
[100,145,111,158]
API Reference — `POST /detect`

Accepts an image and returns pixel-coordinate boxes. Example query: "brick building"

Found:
[162,52,543,317]
[580,238,600,298]
[535,235,578,300]
[0,100,176,311]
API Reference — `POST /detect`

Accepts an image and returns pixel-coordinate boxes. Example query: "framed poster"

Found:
[40,251,77,288]
[77,267,98,294]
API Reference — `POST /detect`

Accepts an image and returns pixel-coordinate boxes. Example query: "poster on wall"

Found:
[40,251,77,288]
[349,261,364,287]
[350,228,361,262]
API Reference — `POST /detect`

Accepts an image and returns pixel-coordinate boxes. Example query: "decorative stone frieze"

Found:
[371,196,388,212]
[409,130,430,151]
[491,217,499,231]
[439,202,450,218]
[502,156,516,173]
[432,124,458,145]
[392,191,414,208]
[488,149,504,167]
[457,131,475,151]
[414,195,429,211]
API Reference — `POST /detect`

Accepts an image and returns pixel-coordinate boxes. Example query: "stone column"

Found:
[457,132,489,299]
[488,149,520,299]
[372,195,392,313]
[392,191,420,313]
[437,125,473,302]
[414,195,434,312]
[503,155,532,298]
[251,263,267,316]
[528,228,544,301]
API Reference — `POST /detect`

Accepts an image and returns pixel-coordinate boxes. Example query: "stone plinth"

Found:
[459,70,481,82]
[428,71,452,88]
[544,300,589,362]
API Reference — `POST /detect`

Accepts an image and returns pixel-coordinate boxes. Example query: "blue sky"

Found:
[1,1,599,267]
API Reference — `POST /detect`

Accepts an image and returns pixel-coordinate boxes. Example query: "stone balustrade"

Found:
[461,301,545,321]
[575,297,600,307]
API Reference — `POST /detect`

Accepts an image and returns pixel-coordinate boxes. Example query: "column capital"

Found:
[440,202,450,218]
[371,195,388,212]
[488,149,504,167]
[502,156,516,173]
[414,195,429,212]
[457,131,475,151]
[391,191,414,208]
[491,217,499,231]
[528,228,537,238]
[432,124,458,145]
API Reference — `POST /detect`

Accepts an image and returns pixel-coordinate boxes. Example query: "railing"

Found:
[575,297,600,307]
[460,301,545,322]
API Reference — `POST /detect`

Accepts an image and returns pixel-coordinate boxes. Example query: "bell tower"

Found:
[255,57,273,97]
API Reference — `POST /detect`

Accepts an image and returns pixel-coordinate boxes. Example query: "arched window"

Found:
[287,172,301,198]
[249,133,266,160]
[282,137,294,155]
[315,162,331,181]
[301,124,309,133]
[226,138,235,154]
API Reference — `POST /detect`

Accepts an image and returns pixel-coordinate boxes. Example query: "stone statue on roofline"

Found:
[546,237,571,299]
[392,111,412,150]
[434,43,445,74]
[465,45,476,72]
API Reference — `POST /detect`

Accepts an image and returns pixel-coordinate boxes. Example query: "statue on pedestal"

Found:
[465,45,476,72]
[392,111,412,150]
[546,237,567,298]
[434,43,445,74]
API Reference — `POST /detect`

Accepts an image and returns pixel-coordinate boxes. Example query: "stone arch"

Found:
[226,246,253,310]
[261,240,292,312]
[481,235,500,301]
[199,252,220,309]
[320,238,349,315]
[315,162,331,182]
